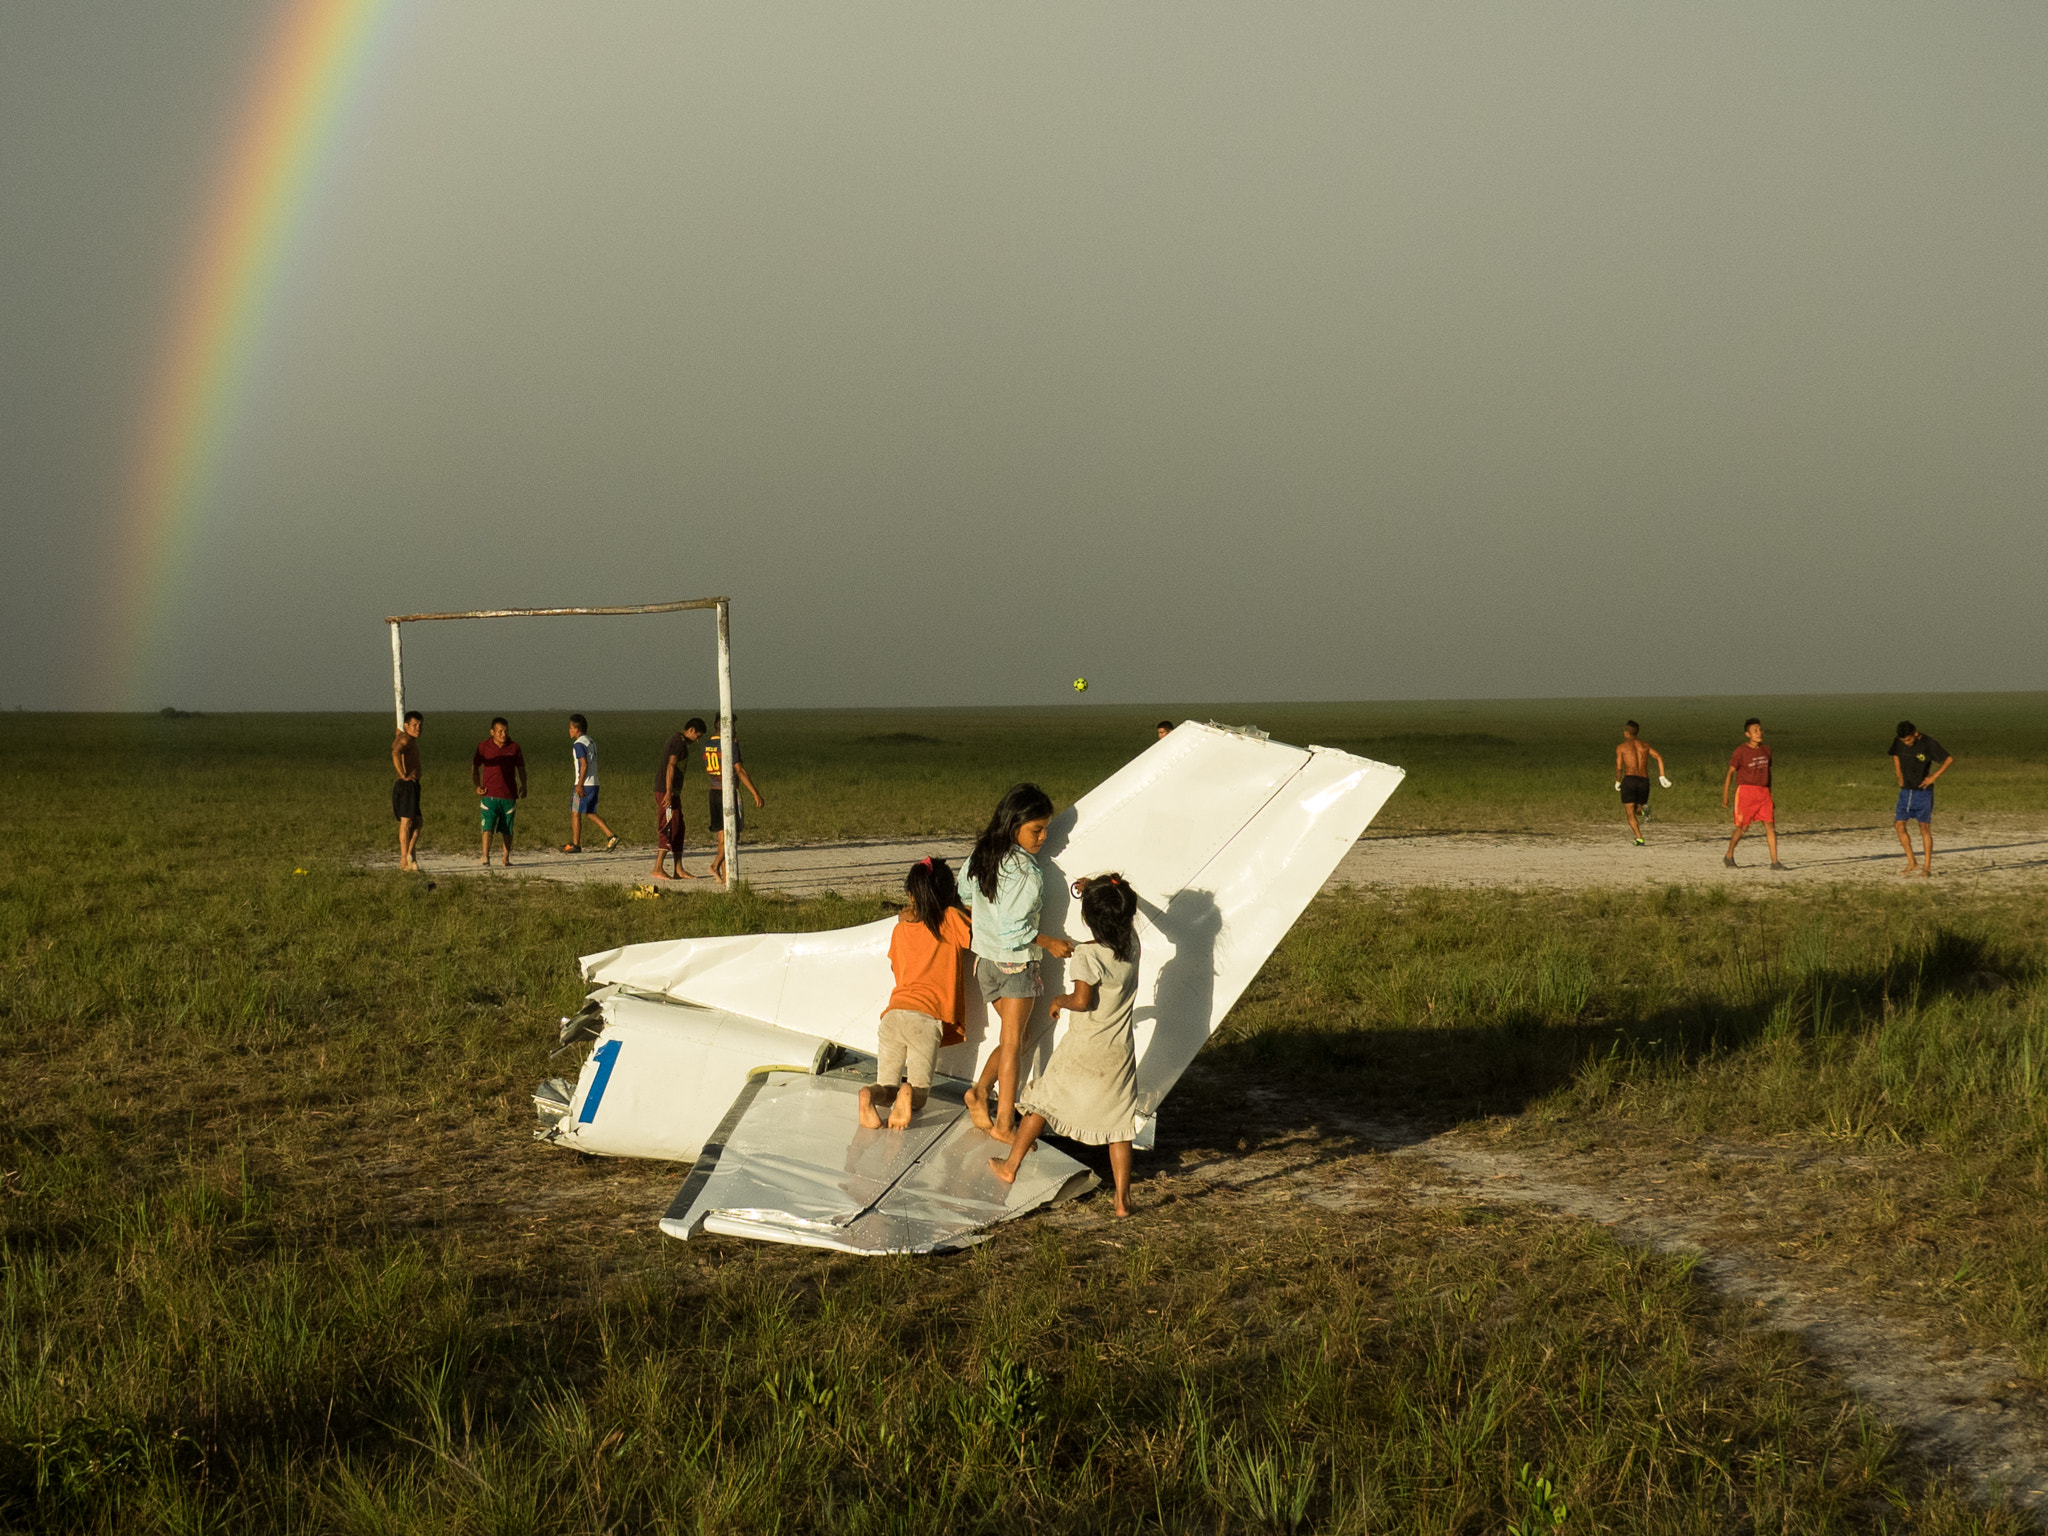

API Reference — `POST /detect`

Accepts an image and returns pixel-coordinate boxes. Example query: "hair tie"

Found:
[917,856,932,869]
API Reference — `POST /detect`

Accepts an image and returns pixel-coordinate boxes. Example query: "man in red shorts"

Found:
[1721,717,1783,870]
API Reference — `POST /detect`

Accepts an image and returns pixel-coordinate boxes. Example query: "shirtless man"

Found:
[390,711,423,871]
[1613,721,1670,846]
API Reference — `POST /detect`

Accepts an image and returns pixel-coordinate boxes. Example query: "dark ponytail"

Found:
[967,783,1054,901]
[1080,874,1140,965]
[904,856,966,941]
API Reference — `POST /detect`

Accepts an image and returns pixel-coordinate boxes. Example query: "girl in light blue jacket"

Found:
[961,783,1073,1140]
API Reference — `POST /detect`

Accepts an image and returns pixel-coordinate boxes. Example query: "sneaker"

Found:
[1723,855,1736,867]
[604,836,619,851]
[1634,837,1645,846]
[1770,861,1786,871]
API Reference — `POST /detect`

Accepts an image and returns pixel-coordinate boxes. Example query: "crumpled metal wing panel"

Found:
[544,993,832,1162]
[576,724,1402,1111]
[662,1073,1093,1255]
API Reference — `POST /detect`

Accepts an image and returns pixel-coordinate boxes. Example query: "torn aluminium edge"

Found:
[531,723,1405,1254]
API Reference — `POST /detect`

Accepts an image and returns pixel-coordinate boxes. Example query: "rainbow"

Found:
[116,0,399,704]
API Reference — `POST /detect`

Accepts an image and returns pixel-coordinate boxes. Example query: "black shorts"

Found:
[708,789,745,834]
[392,780,422,822]
[1619,775,1650,806]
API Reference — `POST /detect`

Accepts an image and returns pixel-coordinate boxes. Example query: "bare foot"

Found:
[476,856,490,866]
[1114,1201,1131,1218]
[856,1089,883,1130]
[986,1122,1016,1145]
[1917,867,1932,878]
[676,866,700,879]
[886,1091,914,1131]
[1898,861,1919,875]
[988,1157,1017,1185]
[964,1086,992,1131]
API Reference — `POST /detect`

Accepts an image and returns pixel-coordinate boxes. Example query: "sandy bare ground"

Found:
[389,820,2048,896]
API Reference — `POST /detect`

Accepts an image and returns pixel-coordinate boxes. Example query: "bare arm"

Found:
[473,754,484,795]
[392,740,407,779]
[1721,765,1735,806]
[736,763,764,808]
[1649,746,1666,775]
[1036,933,1074,959]
[1924,755,1955,788]
[1892,753,1906,788]
[1049,979,1097,1019]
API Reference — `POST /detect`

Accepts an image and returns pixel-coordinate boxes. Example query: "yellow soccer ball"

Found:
[1072,677,1088,693]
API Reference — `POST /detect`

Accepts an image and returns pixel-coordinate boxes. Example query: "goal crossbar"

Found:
[385,596,741,886]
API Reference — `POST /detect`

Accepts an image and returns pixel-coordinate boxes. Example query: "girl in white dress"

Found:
[989,874,1142,1217]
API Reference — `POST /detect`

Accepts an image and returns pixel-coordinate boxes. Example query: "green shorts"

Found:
[478,796,517,834]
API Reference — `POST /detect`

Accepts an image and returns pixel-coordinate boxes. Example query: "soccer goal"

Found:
[384,597,742,885]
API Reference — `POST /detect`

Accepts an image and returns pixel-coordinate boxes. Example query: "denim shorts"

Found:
[1895,786,1933,824]
[975,955,1042,1002]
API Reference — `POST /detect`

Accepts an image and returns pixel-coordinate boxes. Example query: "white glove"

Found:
[1615,782,1621,792]
[1659,775,1672,789]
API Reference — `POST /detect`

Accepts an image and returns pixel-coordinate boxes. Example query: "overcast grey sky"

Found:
[4,2,2044,712]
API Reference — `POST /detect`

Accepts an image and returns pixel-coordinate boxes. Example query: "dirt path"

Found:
[1130,1097,2048,1519]
[388,821,2048,896]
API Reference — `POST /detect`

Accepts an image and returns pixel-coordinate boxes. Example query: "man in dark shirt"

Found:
[1889,720,1954,877]
[471,717,526,867]
[650,717,705,880]
[1720,717,1783,871]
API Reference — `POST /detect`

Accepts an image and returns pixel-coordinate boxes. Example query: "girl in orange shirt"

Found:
[859,857,975,1130]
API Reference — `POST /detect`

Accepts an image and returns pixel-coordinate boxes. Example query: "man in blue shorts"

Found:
[563,714,618,853]
[1889,721,1953,877]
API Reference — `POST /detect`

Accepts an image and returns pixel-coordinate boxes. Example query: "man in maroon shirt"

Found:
[472,717,527,867]
[1720,717,1783,871]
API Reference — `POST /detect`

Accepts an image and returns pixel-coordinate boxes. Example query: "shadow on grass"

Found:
[1197,924,2035,1140]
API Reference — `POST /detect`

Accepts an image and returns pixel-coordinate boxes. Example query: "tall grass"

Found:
[3,712,2044,1529]
[1226,883,2048,1371]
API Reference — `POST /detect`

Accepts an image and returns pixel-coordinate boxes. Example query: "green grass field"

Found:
[2,701,2044,1532]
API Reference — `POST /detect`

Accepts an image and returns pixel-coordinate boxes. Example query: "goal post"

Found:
[383,597,741,887]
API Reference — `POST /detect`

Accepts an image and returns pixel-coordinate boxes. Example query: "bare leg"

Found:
[650,801,671,877]
[398,817,419,871]
[886,1083,919,1130]
[587,812,617,843]
[710,830,728,885]
[1762,820,1779,866]
[857,1086,884,1129]
[991,996,1033,1140]
[964,1067,993,1130]
[1895,820,1919,872]
[1625,803,1642,841]
[989,1114,1047,1183]
[1919,821,1934,875]
[501,826,514,867]
[1108,1140,1133,1217]
[478,827,491,865]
